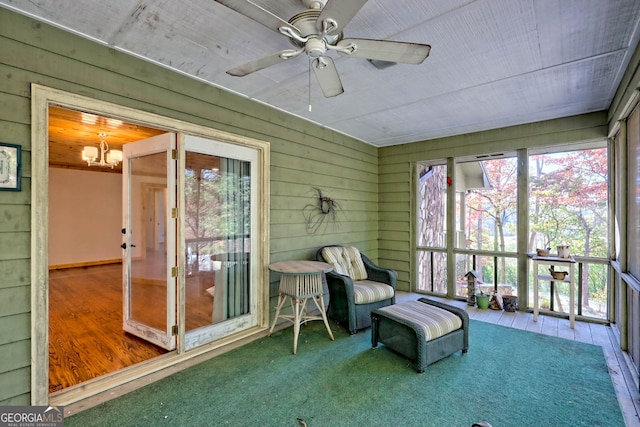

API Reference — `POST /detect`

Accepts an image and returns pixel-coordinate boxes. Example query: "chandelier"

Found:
[82,132,122,168]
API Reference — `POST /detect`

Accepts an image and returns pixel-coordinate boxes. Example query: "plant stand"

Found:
[530,253,576,328]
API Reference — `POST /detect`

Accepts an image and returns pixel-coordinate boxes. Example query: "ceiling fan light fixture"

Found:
[305,38,327,57]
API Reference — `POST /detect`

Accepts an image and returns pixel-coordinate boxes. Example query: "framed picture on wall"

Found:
[0,143,21,191]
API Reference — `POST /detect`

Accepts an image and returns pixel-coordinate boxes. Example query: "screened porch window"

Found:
[416,145,609,321]
[416,163,447,293]
[627,106,640,281]
[529,149,609,320]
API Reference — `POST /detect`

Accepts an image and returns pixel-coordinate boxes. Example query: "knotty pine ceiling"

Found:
[48,106,165,173]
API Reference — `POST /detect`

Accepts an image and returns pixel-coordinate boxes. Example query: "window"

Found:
[529,149,608,257]
[455,157,518,297]
[529,148,609,319]
[417,163,447,248]
[416,163,447,293]
[415,146,610,321]
[628,106,640,280]
[459,157,518,253]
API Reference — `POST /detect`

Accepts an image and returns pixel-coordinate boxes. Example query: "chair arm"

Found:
[361,254,397,289]
[324,271,356,304]
[324,270,358,333]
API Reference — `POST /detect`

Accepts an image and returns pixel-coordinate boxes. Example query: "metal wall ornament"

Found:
[0,143,21,191]
[303,187,342,234]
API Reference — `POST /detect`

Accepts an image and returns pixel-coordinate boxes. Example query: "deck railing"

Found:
[416,249,609,321]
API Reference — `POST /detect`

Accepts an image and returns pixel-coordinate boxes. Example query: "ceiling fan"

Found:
[214,0,431,97]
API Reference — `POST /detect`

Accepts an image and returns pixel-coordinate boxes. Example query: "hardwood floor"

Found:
[395,292,640,427]
[48,262,216,393]
[49,264,166,393]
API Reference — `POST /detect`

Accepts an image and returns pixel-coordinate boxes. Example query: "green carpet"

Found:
[67,319,624,426]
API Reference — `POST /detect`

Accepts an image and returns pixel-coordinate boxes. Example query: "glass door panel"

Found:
[184,151,251,330]
[183,135,258,350]
[123,133,176,350]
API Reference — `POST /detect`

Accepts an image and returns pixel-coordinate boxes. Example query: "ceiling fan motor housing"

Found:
[288,10,342,53]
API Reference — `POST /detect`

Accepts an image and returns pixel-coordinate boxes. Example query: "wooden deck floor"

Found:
[396,292,640,427]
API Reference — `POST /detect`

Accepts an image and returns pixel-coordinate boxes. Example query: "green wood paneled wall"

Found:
[0,8,378,404]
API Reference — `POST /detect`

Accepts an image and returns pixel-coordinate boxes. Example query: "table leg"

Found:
[268,294,287,336]
[569,263,575,329]
[291,297,306,355]
[312,294,334,341]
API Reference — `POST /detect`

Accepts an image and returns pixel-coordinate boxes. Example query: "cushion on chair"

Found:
[376,300,462,341]
[321,246,368,281]
[353,280,395,304]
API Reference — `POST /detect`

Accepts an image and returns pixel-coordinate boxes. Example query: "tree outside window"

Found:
[530,148,608,312]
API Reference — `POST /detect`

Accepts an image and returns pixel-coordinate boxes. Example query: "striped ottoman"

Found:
[371,298,469,372]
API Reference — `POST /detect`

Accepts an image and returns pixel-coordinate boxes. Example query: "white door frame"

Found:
[31,84,270,406]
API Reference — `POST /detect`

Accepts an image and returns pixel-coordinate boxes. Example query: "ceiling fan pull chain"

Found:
[308,58,312,112]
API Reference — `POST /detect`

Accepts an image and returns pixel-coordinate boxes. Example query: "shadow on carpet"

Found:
[66,320,624,427]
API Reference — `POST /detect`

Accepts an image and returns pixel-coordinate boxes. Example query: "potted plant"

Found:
[476,290,490,309]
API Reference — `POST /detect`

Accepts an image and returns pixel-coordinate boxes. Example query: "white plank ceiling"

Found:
[3,0,640,146]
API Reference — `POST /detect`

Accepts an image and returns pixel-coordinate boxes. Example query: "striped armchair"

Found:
[316,245,397,334]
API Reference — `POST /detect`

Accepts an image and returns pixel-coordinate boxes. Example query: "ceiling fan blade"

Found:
[227,50,296,76]
[214,0,299,34]
[317,0,368,34]
[311,56,344,98]
[338,38,431,64]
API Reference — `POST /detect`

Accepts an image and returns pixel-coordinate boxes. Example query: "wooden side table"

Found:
[268,260,335,354]
[530,254,577,328]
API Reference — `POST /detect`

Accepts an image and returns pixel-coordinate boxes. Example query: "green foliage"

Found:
[481,264,494,283]
[184,158,251,260]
